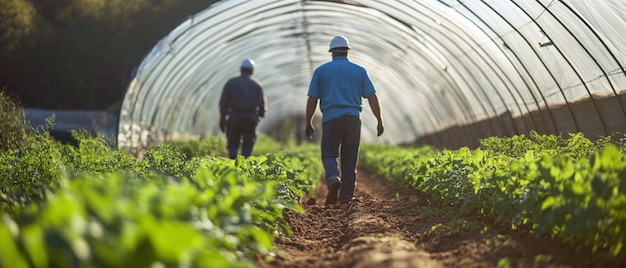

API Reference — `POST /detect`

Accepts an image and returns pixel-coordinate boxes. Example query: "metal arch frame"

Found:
[559,1,626,123]
[305,1,478,137]
[454,1,537,133]
[173,19,308,133]
[266,1,450,138]
[300,0,316,74]
[119,0,535,148]
[527,0,608,136]
[391,0,552,141]
[406,0,518,136]
[120,1,390,146]
[478,0,560,134]
[119,0,266,147]
[454,0,546,134]
[383,1,497,127]
[368,0,501,136]
[118,0,626,149]
[362,7,477,136]
[394,39,471,132]
[292,1,506,138]
[298,1,444,138]
[136,1,308,140]
[368,1,489,143]
[286,2,454,142]
[138,0,259,119]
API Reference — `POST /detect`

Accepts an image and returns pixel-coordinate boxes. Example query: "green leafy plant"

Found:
[0,121,323,266]
[361,133,626,258]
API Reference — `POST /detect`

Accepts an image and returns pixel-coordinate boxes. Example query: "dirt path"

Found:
[259,168,623,268]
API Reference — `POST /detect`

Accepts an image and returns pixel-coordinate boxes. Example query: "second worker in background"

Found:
[305,35,384,207]
[219,58,267,159]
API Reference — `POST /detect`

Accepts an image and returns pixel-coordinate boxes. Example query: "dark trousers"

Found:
[321,116,361,204]
[226,115,258,159]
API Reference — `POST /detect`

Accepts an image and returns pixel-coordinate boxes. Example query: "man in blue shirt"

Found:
[305,35,384,206]
[219,58,267,159]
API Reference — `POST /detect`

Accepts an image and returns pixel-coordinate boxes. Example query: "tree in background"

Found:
[0,0,36,53]
[0,89,30,150]
[0,0,217,111]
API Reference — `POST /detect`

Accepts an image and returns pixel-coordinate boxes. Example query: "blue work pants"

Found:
[226,113,259,159]
[321,116,361,204]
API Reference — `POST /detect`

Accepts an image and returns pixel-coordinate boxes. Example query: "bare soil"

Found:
[257,168,626,268]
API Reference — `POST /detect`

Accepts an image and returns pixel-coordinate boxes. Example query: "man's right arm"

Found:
[219,82,230,132]
[219,81,230,117]
[305,97,318,140]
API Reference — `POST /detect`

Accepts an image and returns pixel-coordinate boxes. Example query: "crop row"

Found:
[0,133,322,267]
[360,132,626,257]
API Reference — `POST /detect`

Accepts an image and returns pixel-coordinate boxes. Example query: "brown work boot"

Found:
[325,180,341,205]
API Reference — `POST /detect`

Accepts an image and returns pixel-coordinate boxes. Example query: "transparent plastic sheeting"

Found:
[118,0,626,150]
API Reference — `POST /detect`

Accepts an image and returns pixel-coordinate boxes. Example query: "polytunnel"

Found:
[118,0,626,150]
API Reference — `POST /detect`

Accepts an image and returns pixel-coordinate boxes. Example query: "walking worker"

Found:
[219,58,267,159]
[305,35,384,206]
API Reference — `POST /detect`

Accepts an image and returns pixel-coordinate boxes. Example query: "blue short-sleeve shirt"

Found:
[307,57,376,123]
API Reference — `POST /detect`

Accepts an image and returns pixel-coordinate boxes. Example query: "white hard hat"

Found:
[329,35,351,52]
[240,58,255,69]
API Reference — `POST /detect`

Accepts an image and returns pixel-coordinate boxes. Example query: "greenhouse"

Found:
[118,0,626,150]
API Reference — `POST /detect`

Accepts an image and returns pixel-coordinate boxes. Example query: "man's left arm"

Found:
[219,83,230,132]
[361,69,383,136]
[367,94,384,136]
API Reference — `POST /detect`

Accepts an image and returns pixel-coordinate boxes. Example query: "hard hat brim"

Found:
[329,47,350,52]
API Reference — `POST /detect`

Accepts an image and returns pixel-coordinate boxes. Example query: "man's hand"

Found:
[305,124,315,140]
[377,121,384,136]
[219,117,227,132]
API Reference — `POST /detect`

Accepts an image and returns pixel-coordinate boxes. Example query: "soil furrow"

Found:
[259,168,624,268]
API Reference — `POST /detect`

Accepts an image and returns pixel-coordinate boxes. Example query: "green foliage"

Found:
[166,136,228,158]
[361,133,626,258]
[144,142,196,179]
[165,134,292,159]
[61,130,148,178]
[264,116,303,143]
[1,128,200,212]
[1,171,262,267]
[479,131,562,159]
[0,0,36,53]
[252,135,291,156]
[0,145,320,266]
[479,131,620,161]
[0,90,30,150]
[1,119,322,266]
[0,131,66,211]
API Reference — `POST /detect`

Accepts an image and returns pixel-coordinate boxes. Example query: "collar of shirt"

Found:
[333,56,348,61]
